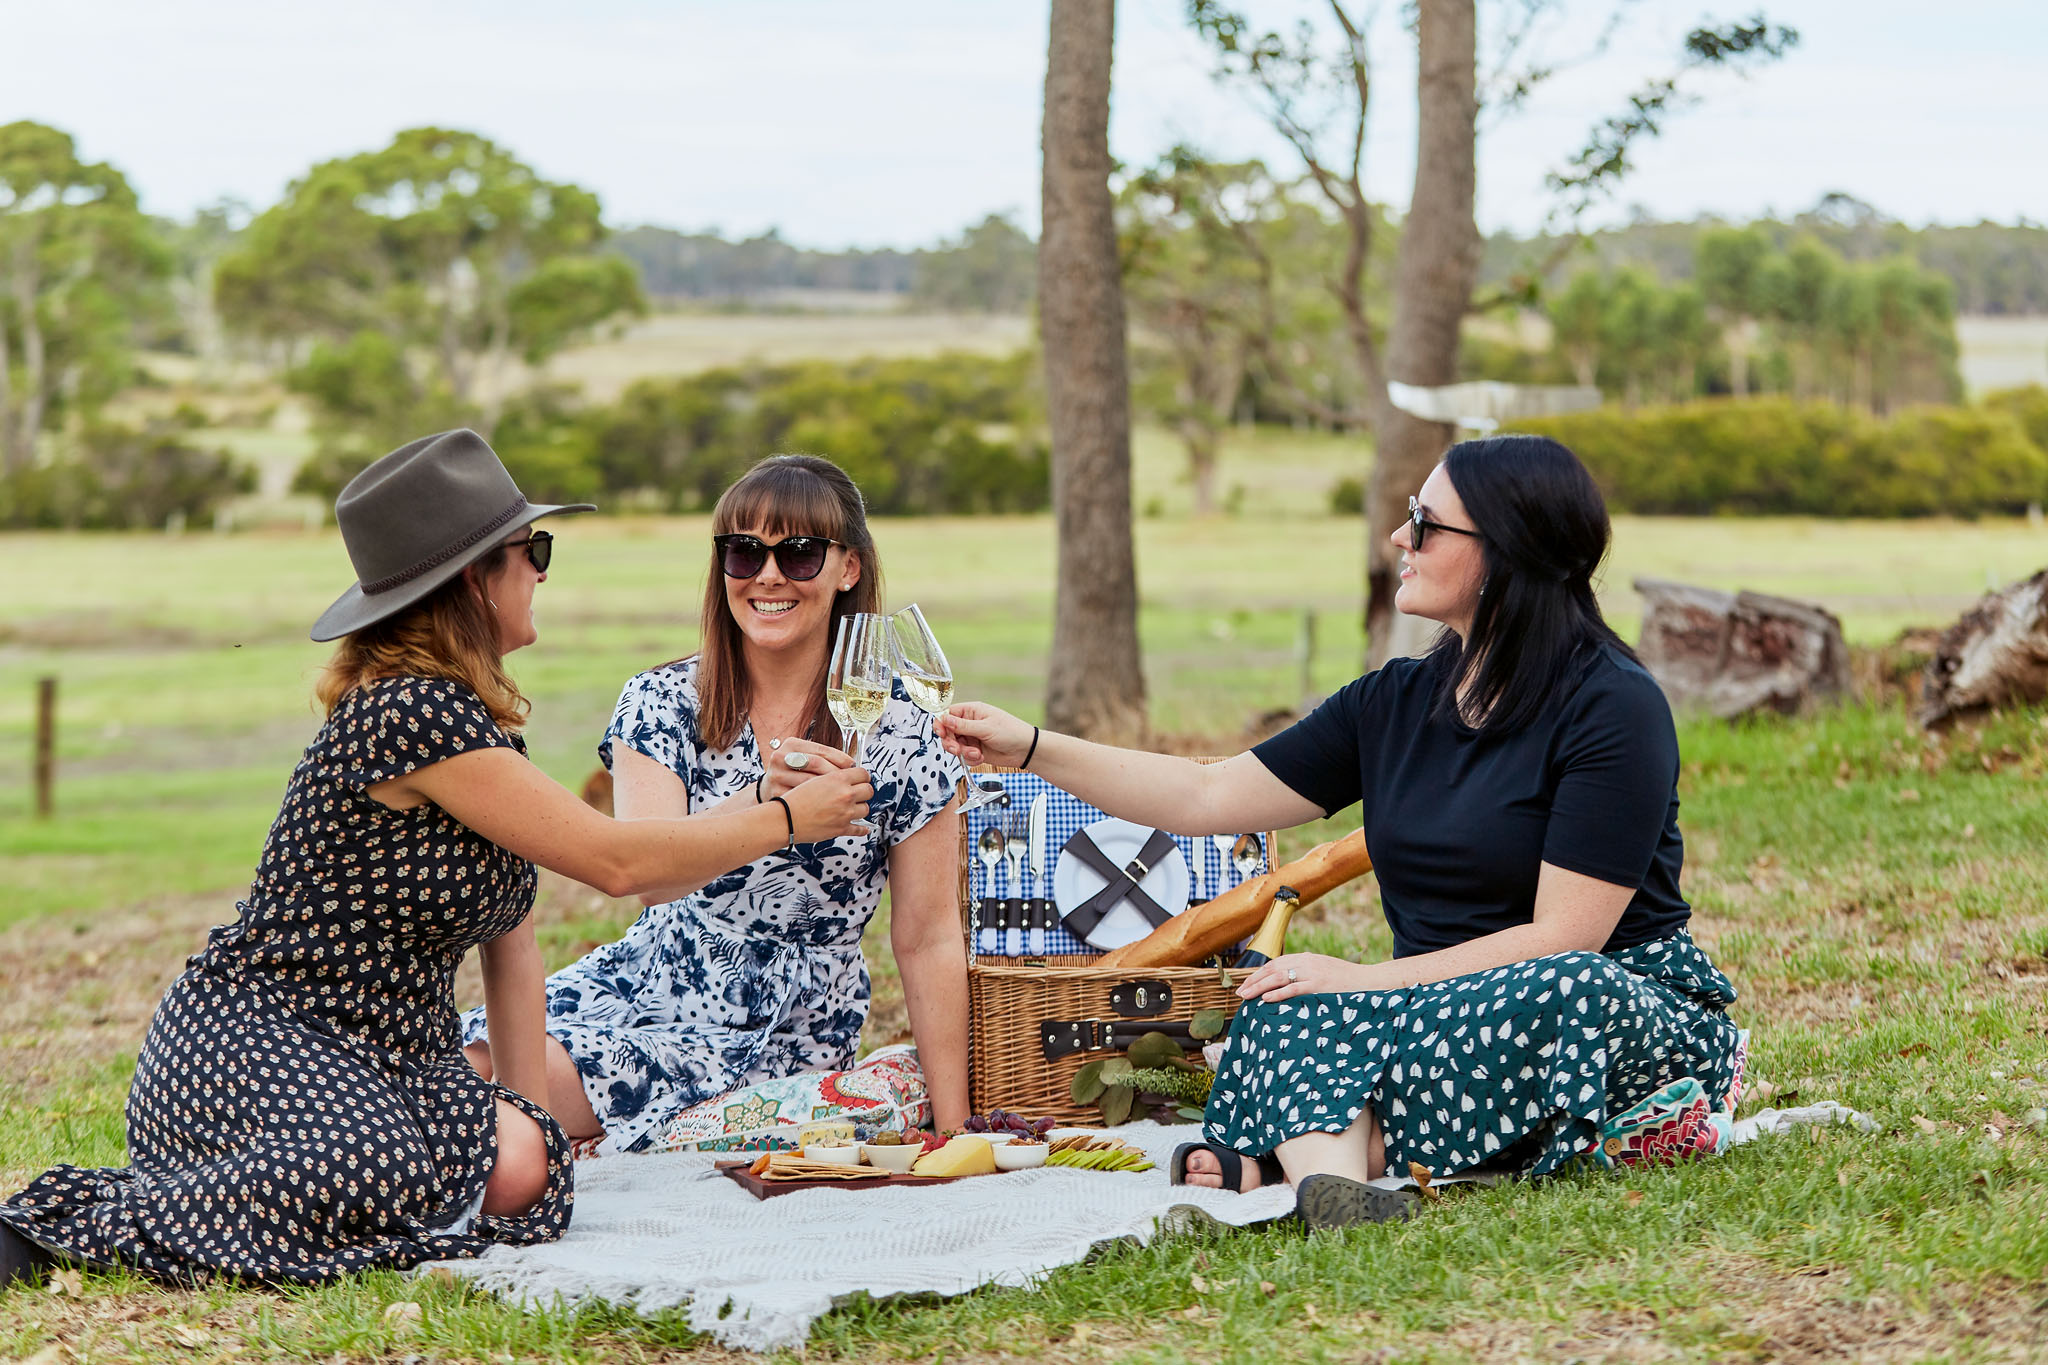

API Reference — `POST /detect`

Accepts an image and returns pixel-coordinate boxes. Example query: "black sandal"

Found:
[1169,1142,1285,1191]
[1293,1173,1419,1230]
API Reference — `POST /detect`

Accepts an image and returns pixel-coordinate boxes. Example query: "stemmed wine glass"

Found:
[890,602,1005,813]
[826,613,892,761]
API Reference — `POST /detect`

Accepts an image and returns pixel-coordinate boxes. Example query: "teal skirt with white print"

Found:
[1203,930,1740,1177]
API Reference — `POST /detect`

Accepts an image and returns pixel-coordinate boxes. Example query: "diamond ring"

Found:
[785,752,810,771]
[1284,967,1298,983]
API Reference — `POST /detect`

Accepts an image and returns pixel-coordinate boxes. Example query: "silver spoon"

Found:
[1231,832,1263,880]
[976,824,1007,955]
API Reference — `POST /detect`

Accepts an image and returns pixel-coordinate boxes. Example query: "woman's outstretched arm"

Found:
[885,799,970,1132]
[384,747,873,898]
[935,702,1324,838]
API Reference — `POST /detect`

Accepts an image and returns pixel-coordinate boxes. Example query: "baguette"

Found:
[1092,828,1374,968]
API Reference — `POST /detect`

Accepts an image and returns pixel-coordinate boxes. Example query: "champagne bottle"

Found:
[1233,885,1300,969]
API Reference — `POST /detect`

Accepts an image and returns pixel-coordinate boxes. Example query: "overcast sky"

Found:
[5,0,2042,248]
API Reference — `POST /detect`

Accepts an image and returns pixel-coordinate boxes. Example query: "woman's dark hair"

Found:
[1426,434,1634,735]
[695,454,882,751]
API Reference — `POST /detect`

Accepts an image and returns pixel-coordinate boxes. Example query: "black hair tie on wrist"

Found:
[770,795,795,848]
[1020,726,1040,771]
[754,773,765,804]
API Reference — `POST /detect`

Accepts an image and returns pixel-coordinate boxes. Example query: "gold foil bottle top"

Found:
[1236,884,1302,968]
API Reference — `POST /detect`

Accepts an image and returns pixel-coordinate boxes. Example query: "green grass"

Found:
[4,418,2048,1359]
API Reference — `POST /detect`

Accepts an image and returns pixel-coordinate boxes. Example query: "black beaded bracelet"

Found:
[1020,726,1041,770]
[769,794,795,848]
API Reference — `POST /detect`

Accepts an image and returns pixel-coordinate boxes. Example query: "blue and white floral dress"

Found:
[460,657,963,1154]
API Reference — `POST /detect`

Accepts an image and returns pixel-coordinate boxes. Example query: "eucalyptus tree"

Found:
[1184,1,1797,664]
[0,122,168,471]
[1696,224,1771,396]
[214,128,642,441]
[1041,0,1146,741]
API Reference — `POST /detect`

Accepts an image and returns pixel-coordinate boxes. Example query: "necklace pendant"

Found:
[768,737,783,751]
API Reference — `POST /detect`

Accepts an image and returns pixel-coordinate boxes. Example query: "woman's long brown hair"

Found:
[696,455,882,752]
[314,544,530,731]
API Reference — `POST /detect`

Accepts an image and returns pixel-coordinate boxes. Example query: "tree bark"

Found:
[1040,0,1147,741]
[1363,0,1480,667]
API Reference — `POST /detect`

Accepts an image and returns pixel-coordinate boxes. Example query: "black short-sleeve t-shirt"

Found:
[1252,644,1689,959]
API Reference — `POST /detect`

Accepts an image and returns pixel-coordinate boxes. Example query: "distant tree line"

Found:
[1544,227,1961,413]
[610,213,1035,312]
[1489,193,2048,316]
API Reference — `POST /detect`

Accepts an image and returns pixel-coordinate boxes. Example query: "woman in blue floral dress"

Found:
[462,455,969,1152]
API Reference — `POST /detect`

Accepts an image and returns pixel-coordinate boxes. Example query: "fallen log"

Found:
[1920,568,2048,729]
[1633,577,1851,718]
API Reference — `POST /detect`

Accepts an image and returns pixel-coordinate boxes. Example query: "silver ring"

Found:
[1284,967,1298,983]
[785,752,810,771]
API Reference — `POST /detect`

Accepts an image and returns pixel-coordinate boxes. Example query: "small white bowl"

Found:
[861,1141,920,1173]
[993,1141,1048,1171]
[801,1143,860,1165]
[977,1132,1016,1146]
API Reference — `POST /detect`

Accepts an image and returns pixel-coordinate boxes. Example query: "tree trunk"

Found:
[1040,0,1146,741]
[14,253,47,472]
[1180,415,1220,517]
[0,271,16,473]
[1362,0,1479,668]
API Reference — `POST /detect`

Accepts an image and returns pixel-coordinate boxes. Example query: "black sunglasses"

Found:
[713,533,843,582]
[509,530,553,573]
[1407,496,1481,552]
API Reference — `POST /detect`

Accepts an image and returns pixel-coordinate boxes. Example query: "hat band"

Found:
[360,496,530,595]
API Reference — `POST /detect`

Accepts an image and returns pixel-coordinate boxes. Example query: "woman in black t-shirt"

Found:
[938,435,1741,1230]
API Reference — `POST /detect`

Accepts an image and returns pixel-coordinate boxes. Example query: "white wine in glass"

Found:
[890,601,1003,814]
[888,603,955,715]
[826,612,892,761]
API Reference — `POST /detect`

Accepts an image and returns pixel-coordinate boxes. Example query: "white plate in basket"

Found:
[1052,817,1190,951]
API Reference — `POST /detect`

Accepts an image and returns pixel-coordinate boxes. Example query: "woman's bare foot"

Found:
[1182,1146,1275,1190]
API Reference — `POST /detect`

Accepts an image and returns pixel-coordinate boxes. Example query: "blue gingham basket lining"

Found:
[960,770,1270,957]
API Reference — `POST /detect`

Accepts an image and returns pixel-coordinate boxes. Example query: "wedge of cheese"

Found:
[911,1135,996,1177]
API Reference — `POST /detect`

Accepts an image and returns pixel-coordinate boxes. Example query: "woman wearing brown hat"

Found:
[0,431,875,1288]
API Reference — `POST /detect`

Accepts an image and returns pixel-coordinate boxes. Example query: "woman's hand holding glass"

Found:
[934,700,1038,769]
[759,738,856,804]
[779,762,875,843]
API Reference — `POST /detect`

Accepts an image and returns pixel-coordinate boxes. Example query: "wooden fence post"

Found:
[35,676,56,818]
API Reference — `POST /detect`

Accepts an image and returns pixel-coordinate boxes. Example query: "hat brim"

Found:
[310,501,597,642]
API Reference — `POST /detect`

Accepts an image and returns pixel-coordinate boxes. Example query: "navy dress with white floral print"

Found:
[461,657,963,1153]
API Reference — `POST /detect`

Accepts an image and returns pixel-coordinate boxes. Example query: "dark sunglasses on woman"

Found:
[1407,496,1481,552]
[713,533,842,582]
[511,530,553,573]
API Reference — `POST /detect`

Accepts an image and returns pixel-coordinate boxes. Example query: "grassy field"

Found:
[3,411,2047,1360]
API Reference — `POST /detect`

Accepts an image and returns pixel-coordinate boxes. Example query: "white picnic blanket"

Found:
[422,1104,1871,1352]
[422,1123,1290,1352]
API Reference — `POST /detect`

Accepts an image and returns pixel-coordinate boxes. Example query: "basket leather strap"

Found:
[1041,1018,1196,1061]
[1059,827,1179,938]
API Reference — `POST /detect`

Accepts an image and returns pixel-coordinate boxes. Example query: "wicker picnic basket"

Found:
[955,764,1272,1125]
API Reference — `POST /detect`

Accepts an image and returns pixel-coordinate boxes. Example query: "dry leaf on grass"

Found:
[168,1324,212,1349]
[1912,1115,1940,1134]
[1624,1189,1645,1206]
[1259,1280,1277,1297]
[44,1267,84,1297]
[382,1300,423,1331]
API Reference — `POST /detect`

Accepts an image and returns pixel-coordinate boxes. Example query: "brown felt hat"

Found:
[310,429,596,642]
